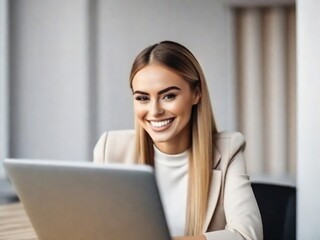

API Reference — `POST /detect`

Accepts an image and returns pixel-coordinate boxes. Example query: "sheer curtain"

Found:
[234,5,296,180]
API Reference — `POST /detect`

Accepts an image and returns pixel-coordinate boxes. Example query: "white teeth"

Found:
[150,119,172,128]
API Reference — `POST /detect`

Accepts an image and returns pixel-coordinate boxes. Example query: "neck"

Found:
[154,139,190,155]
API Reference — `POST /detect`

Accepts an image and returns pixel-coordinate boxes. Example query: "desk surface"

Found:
[0,203,38,240]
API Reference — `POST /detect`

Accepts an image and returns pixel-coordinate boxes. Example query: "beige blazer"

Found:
[93,130,263,240]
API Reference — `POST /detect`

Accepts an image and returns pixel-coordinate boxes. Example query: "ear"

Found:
[192,87,201,105]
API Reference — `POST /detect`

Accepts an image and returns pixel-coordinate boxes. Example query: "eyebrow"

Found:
[133,86,181,95]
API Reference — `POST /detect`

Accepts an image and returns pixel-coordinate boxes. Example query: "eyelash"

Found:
[134,93,177,102]
[163,93,176,100]
[135,95,150,101]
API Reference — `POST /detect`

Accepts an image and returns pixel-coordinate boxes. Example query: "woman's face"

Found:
[132,64,200,154]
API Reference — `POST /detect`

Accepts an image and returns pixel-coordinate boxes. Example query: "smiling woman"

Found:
[93,41,263,240]
[132,64,200,154]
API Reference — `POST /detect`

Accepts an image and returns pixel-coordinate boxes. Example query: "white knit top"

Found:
[154,146,189,237]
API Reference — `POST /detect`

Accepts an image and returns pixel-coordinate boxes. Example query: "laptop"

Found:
[4,158,171,240]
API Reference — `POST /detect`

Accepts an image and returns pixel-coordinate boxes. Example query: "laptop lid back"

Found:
[4,159,171,240]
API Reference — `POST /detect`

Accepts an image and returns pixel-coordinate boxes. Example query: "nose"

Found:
[149,100,164,116]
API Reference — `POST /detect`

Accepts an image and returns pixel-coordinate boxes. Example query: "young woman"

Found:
[94,41,263,240]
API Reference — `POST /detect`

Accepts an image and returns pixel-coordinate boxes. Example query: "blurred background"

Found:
[1,0,319,238]
[0,0,296,177]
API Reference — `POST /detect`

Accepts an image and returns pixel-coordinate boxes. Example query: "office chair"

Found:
[251,182,296,240]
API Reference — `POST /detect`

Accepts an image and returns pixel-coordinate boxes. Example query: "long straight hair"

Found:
[129,41,218,235]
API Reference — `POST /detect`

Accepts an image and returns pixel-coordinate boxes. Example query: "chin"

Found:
[147,132,173,144]
[148,135,169,143]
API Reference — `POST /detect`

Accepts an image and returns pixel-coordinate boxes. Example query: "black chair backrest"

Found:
[251,182,296,240]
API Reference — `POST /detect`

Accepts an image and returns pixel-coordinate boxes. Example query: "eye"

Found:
[135,95,150,102]
[163,93,176,101]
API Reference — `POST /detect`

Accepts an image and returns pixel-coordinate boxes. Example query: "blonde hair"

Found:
[129,41,218,235]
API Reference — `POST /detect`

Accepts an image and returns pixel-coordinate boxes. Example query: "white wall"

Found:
[5,0,236,163]
[0,0,9,176]
[297,0,320,238]
[9,0,91,160]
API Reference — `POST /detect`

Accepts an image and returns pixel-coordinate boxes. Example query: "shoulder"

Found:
[104,129,135,141]
[213,131,246,168]
[214,131,245,151]
[93,129,136,164]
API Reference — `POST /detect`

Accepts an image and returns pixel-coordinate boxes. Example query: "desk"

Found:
[0,203,38,240]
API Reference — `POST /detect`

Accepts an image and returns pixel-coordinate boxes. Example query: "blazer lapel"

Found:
[202,146,222,232]
[202,169,222,232]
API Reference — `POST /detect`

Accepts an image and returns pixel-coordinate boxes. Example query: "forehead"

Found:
[132,64,188,91]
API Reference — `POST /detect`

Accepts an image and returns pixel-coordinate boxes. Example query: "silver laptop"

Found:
[4,158,171,240]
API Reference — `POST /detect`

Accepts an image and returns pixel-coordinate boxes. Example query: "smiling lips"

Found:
[149,118,174,130]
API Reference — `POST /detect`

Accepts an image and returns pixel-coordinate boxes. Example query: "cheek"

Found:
[133,103,146,120]
[169,99,193,118]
